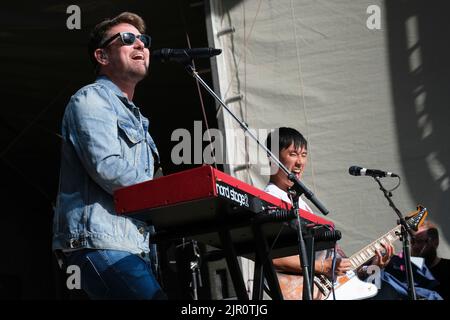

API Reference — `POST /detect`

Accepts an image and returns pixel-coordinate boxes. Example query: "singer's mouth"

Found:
[291,169,302,178]
[131,54,144,60]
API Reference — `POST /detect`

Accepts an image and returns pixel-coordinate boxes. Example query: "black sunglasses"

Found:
[100,32,151,48]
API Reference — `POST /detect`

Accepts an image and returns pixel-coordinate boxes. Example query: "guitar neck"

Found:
[349,225,401,270]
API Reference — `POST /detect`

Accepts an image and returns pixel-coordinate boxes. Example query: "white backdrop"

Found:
[206,0,450,292]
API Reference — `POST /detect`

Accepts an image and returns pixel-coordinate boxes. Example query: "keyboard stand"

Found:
[251,222,284,300]
[217,227,249,300]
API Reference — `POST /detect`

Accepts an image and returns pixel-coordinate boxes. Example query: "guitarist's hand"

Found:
[323,257,352,277]
[372,242,394,268]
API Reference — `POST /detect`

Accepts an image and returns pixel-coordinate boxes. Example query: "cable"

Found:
[331,245,337,300]
[177,0,218,169]
[380,176,401,193]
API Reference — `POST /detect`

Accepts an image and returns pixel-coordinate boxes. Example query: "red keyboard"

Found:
[114,165,334,255]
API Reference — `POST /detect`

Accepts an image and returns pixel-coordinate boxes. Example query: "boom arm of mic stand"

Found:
[288,173,329,215]
[184,64,330,216]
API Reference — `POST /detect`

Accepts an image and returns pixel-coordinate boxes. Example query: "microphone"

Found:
[152,48,222,62]
[349,165,399,178]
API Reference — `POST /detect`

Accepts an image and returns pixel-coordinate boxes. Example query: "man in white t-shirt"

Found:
[265,127,393,299]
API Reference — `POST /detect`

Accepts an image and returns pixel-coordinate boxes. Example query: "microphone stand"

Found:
[290,193,315,300]
[372,176,417,300]
[181,61,331,300]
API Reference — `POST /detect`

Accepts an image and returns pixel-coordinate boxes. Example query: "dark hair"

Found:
[88,12,146,72]
[265,127,308,153]
[422,221,439,241]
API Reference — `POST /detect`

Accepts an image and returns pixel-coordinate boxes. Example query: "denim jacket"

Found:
[53,76,159,258]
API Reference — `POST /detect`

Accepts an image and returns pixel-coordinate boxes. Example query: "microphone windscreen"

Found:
[348,166,362,176]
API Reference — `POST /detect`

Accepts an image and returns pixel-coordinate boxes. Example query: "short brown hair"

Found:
[88,12,146,70]
[422,221,439,241]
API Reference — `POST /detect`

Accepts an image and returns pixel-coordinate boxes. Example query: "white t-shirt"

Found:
[265,183,332,261]
[264,182,314,213]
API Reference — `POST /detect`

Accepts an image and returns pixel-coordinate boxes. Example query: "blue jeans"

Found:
[65,249,166,300]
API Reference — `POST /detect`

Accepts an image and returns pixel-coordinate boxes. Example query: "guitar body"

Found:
[324,272,378,300]
[277,271,378,300]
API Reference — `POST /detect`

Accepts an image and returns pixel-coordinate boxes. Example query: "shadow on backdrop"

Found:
[385,0,450,246]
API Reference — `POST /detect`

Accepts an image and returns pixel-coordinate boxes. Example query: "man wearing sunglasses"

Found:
[53,12,165,299]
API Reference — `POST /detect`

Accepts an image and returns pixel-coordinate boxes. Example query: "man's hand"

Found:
[372,242,394,268]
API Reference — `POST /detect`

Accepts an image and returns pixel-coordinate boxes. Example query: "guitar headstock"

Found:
[405,205,428,231]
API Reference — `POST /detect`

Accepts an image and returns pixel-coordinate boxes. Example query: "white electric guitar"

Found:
[277,205,428,300]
